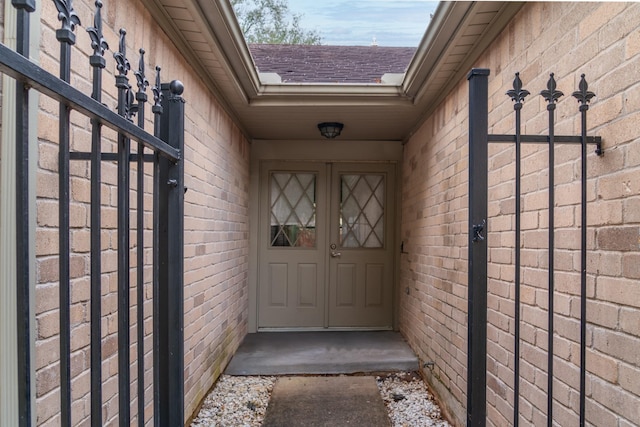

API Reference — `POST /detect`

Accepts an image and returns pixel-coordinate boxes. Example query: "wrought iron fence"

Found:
[0,0,185,425]
[467,69,602,426]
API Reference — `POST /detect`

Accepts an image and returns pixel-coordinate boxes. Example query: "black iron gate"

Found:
[1,0,185,425]
[467,69,602,426]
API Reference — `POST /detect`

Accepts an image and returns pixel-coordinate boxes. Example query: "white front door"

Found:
[257,161,395,329]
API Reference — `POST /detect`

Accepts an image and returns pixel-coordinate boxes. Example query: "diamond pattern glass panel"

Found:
[340,174,384,248]
[270,173,316,247]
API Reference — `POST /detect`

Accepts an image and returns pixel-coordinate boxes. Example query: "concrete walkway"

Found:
[262,376,391,426]
[225,331,418,375]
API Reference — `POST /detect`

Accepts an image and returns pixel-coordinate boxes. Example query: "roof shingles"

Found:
[249,44,417,84]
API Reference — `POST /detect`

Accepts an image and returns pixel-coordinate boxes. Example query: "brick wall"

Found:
[400,2,640,426]
[31,0,250,424]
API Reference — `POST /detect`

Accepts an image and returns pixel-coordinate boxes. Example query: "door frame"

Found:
[248,140,403,332]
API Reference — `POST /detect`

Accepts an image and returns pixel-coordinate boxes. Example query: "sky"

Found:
[287,0,440,47]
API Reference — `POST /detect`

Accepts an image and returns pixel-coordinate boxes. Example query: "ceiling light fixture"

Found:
[317,122,344,139]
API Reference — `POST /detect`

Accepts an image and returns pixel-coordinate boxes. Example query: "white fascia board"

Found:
[196,0,263,98]
[252,83,411,107]
[402,1,473,99]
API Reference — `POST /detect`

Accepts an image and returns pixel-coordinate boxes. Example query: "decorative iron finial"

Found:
[540,73,563,108]
[126,88,136,121]
[506,72,530,109]
[168,80,185,104]
[87,0,108,63]
[113,29,134,120]
[169,80,185,98]
[152,66,163,115]
[53,0,81,43]
[135,48,149,95]
[572,74,595,111]
[114,29,131,77]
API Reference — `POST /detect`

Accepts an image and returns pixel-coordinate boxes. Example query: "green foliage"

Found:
[231,0,322,45]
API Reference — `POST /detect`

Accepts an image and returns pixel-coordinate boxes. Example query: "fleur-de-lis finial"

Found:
[572,74,595,111]
[53,0,81,43]
[114,29,130,77]
[152,66,164,114]
[540,73,563,107]
[506,72,530,109]
[87,0,108,59]
[125,87,136,121]
[135,48,149,94]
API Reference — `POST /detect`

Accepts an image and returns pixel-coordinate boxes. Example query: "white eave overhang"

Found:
[140,0,523,141]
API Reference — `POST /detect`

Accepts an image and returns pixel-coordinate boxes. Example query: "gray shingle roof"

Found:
[249,44,417,84]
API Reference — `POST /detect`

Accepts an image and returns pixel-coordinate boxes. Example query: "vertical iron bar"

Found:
[54,1,80,424]
[151,67,163,427]
[135,48,149,427]
[573,74,594,427]
[87,2,107,425]
[467,68,489,427]
[579,91,588,427]
[514,87,522,427]
[136,111,146,424]
[114,28,132,426]
[157,80,185,427]
[514,93,522,427]
[58,46,72,427]
[547,94,555,427]
[541,73,563,426]
[12,0,35,424]
[507,73,529,427]
[89,57,104,427]
[155,125,169,427]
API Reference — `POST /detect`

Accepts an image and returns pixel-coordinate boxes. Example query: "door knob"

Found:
[330,251,342,258]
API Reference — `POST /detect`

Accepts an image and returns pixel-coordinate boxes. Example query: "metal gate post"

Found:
[467,68,489,427]
[12,0,36,425]
[155,80,185,426]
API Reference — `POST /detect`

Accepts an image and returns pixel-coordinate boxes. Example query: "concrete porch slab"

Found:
[225,331,419,375]
[262,376,391,427]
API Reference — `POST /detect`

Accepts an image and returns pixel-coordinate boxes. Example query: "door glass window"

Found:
[340,174,384,248]
[270,173,317,247]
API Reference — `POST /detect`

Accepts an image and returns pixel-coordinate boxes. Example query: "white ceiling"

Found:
[141,0,522,142]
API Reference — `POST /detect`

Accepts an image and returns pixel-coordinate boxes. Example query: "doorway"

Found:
[257,161,395,329]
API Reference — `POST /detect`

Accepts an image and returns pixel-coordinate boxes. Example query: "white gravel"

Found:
[376,372,451,427]
[190,372,451,427]
[190,375,276,427]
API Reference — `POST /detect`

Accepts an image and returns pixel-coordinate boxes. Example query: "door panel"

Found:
[268,263,288,306]
[336,264,356,306]
[298,264,318,306]
[365,264,384,307]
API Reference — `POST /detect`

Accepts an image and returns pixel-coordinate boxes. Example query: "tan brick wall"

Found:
[400,75,470,426]
[401,2,640,426]
[30,0,250,424]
